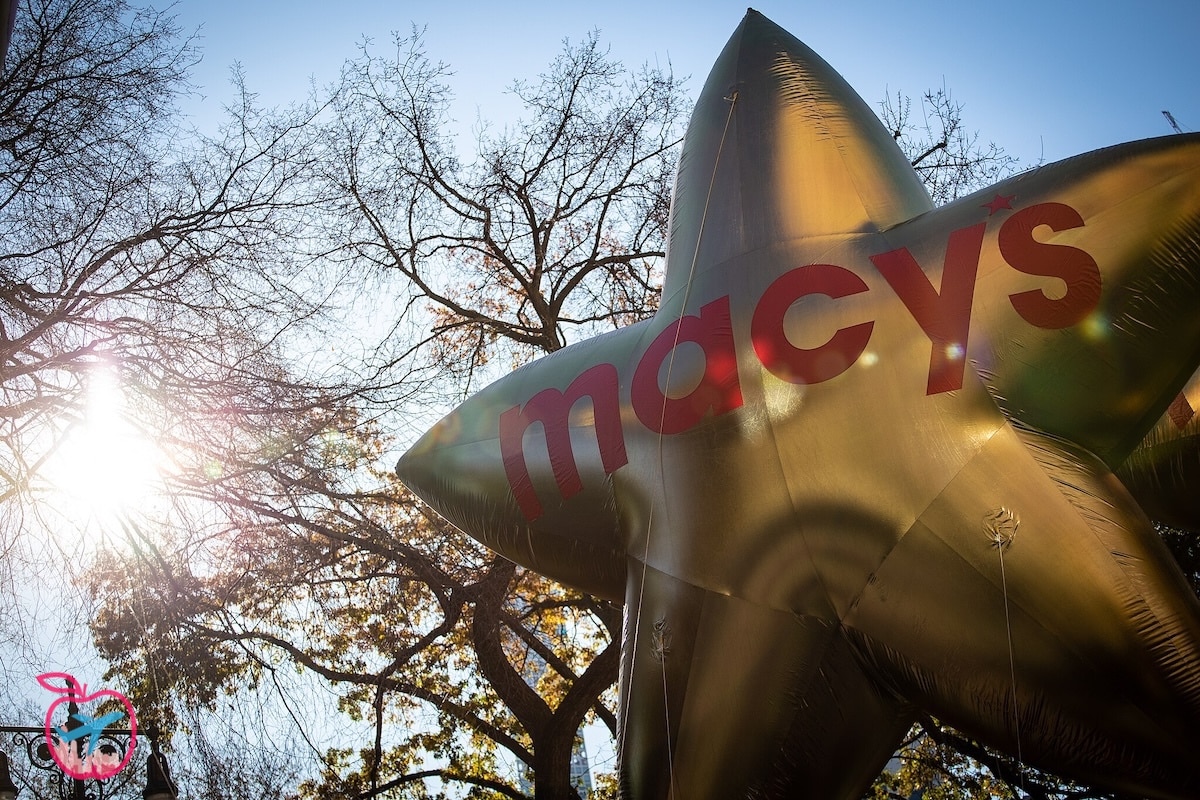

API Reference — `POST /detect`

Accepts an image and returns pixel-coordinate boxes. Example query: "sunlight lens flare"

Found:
[45,367,168,525]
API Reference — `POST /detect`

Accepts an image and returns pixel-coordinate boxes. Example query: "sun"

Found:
[42,367,169,531]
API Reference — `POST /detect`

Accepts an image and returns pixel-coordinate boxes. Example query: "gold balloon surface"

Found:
[1120,365,1200,530]
[398,11,1200,799]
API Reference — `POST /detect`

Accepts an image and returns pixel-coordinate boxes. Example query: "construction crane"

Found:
[1163,110,1186,134]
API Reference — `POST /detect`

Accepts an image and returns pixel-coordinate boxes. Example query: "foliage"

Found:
[89,436,623,798]
[867,718,1131,800]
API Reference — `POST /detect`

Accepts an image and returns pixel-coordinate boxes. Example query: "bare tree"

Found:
[0,2,363,793]
[881,86,1019,205]
[323,28,685,386]
[0,0,350,514]
[86,26,687,800]
[307,30,685,794]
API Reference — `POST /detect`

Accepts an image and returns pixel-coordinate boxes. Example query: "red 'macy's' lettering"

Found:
[999,202,1101,328]
[871,223,987,394]
[500,201,1101,520]
[752,263,874,385]
[632,296,743,434]
[499,363,627,520]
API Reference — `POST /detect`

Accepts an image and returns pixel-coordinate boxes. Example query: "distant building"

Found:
[569,736,594,795]
[517,735,593,796]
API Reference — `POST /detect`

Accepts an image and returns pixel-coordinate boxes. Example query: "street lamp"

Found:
[142,743,177,800]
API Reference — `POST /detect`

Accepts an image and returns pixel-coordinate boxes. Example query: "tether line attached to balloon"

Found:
[990,515,1025,792]
[619,88,740,798]
[661,649,676,800]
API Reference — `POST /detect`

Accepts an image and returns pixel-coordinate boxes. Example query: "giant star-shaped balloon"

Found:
[398,10,1200,799]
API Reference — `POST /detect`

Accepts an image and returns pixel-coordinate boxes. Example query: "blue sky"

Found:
[172,1,1200,168]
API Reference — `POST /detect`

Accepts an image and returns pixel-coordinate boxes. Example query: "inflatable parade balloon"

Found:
[398,10,1200,799]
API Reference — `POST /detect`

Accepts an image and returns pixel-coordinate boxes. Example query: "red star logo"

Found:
[983,193,1015,215]
[1168,392,1196,429]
